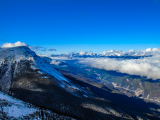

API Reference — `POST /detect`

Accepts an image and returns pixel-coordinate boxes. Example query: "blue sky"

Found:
[0,0,160,54]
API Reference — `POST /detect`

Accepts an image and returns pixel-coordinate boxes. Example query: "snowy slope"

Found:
[0,91,39,119]
[0,91,76,119]
[0,46,93,98]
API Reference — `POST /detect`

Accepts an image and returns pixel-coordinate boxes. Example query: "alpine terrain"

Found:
[0,46,160,119]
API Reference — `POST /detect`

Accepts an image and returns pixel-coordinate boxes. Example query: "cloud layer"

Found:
[1,41,27,48]
[78,55,160,80]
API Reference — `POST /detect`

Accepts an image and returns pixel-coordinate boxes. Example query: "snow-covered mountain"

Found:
[100,48,160,56]
[49,48,160,58]
[0,46,160,119]
[0,46,93,97]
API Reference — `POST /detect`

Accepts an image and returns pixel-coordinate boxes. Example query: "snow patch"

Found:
[0,91,37,118]
[37,71,43,74]
[83,94,88,97]
[3,105,36,118]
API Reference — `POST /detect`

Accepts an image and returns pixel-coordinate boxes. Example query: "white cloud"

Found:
[50,59,61,66]
[79,51,87,55]
[146,48,152,52]
[78,55,160,80]
[1,41,27,48]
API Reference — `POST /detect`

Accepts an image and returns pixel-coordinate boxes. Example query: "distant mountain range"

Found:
[47,48,160,58]
[0,46,160,119]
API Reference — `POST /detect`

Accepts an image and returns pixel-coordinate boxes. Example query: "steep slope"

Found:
[0,46,93,97]
[0,46,159,119]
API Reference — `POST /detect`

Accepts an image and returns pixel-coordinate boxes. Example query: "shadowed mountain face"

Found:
[0,46,160,119]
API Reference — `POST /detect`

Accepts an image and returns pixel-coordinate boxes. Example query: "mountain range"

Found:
[0,46,160,119]
[48,48,160,58]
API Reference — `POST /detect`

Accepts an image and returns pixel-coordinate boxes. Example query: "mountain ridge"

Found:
[0,46,160,119]
[47,48,160,58]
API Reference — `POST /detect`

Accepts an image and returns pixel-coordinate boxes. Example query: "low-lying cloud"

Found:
[50,59,61,66]
[1,41,27,48]
[78,55,160,80]
[48,48,56,51]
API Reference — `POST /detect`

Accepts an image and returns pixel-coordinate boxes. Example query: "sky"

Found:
[0,0,160,54]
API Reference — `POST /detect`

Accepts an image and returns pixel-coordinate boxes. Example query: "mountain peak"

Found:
[0,46,93,97]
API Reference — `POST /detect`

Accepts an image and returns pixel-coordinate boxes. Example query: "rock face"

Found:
[0,46,160,119]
